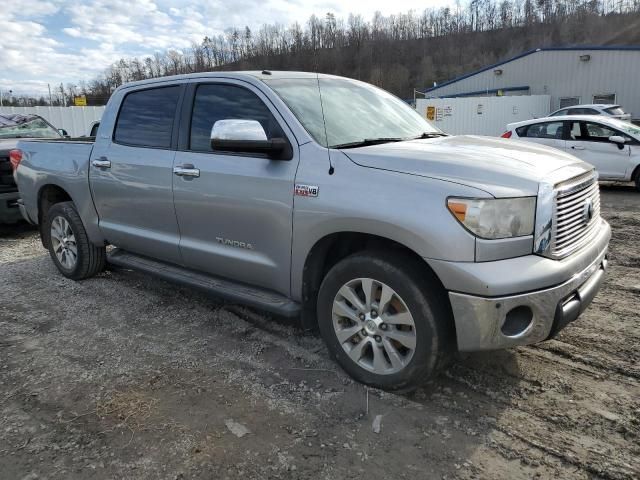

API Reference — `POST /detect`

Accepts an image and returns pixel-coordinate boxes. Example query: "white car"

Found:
[503,115,640,190]
[548,104,631,121]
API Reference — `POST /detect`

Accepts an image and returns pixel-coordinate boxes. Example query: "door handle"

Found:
[173,164,200,178]
[571,145,585,150]
[92,157,111,168]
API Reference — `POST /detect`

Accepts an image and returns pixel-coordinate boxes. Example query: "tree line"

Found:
[8,0,640,106]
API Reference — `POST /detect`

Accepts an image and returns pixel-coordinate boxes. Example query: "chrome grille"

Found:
[551,171,600,258]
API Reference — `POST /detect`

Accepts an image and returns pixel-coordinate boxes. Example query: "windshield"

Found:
[608,119,640,139]
[0,114,61,139]
[264,77,440,148]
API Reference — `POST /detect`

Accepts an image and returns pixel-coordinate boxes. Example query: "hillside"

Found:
[9,3,640,106]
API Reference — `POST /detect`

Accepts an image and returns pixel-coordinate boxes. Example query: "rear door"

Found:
[172,81,300,295]
[516,120,567,151]
[565,120,631,179]
[89,84,184,264]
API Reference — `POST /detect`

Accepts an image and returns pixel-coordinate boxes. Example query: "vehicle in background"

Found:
[549,104,632,121]
[13,72,610,391]
[503,115,640,190]
[0,114,63,224]
[87,121,100,137]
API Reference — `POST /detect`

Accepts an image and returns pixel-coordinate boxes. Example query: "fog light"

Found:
[501,306,533,336]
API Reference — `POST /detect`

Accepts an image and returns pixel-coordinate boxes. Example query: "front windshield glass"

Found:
[265,77,440,148]
[608,118,640,139]
[0,114,61,139]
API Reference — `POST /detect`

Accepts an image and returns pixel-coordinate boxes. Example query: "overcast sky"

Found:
[0,0,454,97]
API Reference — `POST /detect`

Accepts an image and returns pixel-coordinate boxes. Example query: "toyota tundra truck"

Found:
[13,72,610,391]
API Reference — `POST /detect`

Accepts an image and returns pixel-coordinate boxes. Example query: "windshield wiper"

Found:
[414,132,448,139]
[332,137,406,149]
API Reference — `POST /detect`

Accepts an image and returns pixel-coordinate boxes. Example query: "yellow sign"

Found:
[426,106,435,121]
[74,95,87,106]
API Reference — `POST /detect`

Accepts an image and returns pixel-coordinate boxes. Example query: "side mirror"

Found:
[609,135,627,149]
[210,119,292,160]
[58,128,69,137]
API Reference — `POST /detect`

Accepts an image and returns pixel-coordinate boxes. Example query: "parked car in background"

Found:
[0,114,63,224]
[87,121,100,137]
[13,72,610,391]
[548,104,632,120]
[503,115,640,190]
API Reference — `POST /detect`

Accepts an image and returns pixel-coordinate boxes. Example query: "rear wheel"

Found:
[317,251,453,392]
[45,201,106,280]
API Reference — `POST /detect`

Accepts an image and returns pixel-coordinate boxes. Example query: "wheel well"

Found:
[300,232,448,330]
[632,163,640,182]
[37,185,72,247]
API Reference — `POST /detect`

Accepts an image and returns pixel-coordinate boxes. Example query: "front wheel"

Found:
[45,201,106,280]
[317,251,453,392]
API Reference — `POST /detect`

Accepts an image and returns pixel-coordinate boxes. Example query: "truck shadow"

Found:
[0,220,37,239]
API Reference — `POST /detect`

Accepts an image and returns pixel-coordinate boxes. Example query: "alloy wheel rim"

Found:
[50,216,78,270]
[332,278,416,375]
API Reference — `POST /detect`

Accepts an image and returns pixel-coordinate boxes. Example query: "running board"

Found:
[108,249,300,318]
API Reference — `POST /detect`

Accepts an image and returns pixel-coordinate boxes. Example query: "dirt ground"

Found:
[1,184,638,480]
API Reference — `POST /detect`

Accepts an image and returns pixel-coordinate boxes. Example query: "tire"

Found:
[317,250,453,392]
[635,170,640,192]
[44,201,106,280]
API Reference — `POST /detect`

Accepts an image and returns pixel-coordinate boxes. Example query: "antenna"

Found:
[316,74,334,175]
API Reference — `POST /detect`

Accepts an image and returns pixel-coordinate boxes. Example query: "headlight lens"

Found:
[447,197,536,239]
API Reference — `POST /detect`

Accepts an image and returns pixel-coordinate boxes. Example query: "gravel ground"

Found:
[1,184,638,480]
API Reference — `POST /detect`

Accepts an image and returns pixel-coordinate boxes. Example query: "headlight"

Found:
[447,197,536,239]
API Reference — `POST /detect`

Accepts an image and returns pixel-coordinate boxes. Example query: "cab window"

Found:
[114,86,181,148]
[189,84,285,152]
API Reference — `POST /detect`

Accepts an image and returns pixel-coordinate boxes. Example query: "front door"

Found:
[89,85,183,264]
[172,81,299,296]
[566,120,631,179]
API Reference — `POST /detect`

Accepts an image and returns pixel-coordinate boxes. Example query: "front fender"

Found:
[290,148,486,301]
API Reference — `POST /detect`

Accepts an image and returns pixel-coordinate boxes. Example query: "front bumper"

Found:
[0,191,22,224]
[443,220,610,351]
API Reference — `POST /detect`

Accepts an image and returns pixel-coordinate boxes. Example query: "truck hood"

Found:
[341,135,588,197]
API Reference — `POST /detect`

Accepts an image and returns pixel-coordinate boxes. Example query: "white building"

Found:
[421,47,640,121]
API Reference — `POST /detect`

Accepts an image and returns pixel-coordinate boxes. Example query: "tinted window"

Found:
[521,121,565,139]
[190,84,284,152]
[568,108,599,115]
[550,109,567,117]
[114,86,180,148]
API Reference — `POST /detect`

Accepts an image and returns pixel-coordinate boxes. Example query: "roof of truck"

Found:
[116,71,326,91]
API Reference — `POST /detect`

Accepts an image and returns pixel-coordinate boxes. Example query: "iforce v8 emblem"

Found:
[295,184,319,197]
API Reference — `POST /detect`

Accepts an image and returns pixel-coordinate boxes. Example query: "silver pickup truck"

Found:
[14,72,610,391]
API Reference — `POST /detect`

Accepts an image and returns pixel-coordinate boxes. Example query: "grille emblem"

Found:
[582,198,594,224]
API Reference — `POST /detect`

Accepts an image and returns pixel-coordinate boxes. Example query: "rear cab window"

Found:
[114,86,181,148]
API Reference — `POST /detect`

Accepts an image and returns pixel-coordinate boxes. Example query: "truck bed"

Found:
[15,138,98,227]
